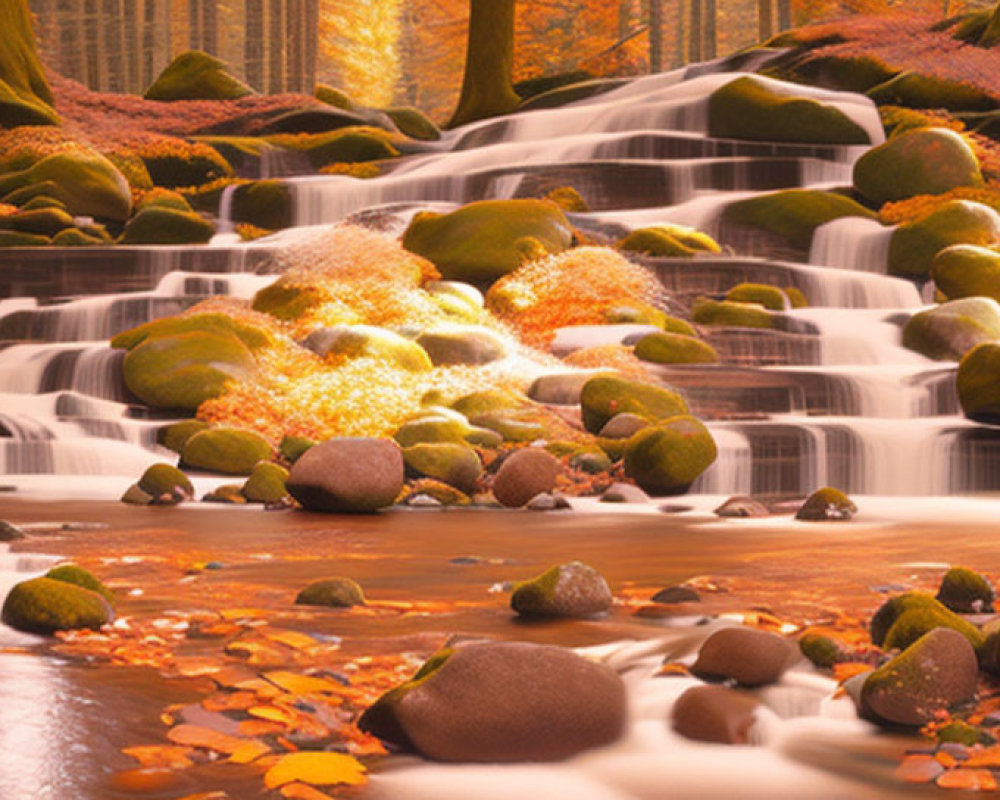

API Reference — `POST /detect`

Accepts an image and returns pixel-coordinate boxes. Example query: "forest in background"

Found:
[28,0,999,121]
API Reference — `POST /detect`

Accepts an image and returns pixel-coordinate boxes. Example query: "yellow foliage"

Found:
[320,1,403,107]
[879,186,1000,225]
[263,751,367,789]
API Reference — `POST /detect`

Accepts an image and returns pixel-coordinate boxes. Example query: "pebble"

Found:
[672,685,762,745]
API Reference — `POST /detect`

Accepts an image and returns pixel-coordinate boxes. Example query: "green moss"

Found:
[783,286,809,309]
[692,298,776,329]
[867,71,996,112]
[957,341,1000,422]
[144,50,254,101]
[279,434,315,463]
[622,415,718,495]
[296,577,366,607]
[722,189,877,250]
[231,180,293,231]
[384,106,440,141]
[402,199,573,284]
[19,194,67,212]
[795,486,857,521]
[709,76,870,144]
[510,564,564,612]
[902,297,1000,361]
[401,478,472,507]
[603,304,669,328]
[2,180,63,207]
[468,410,547,442]
[50,228,103,247]
[931,244,1000,302]
[870,592,983,652]
[194,136,276,172]
[777,53,898,93]
[0,0,58,127]
[936,721,994,747]
[252,280,322,321]
[120,207,215,245]
[450,388,526,417]
[0,230,48,247]
[580,375,689,434]
[633,331,720,364]
[618,224,721,257]
[112,312,273,352]
[1,577,112,635]
[393,416,476,448]
[2,207,75,237]
[137,462,194,501]
[276,127,399,169]
[181,428,272,475]
[307,325,432,372]
[937,566,994,613]
[889,201,1000,280]
[136,188,193,213]
[45,564,114,605]
[157,420,210,454]
[403,442,482,493]
[314,84,357,111]
[242,461,289,503]
[202,484,247,504]
[544,186,588,213]
[799,633,843,668]
[725,283,790,311]
[140,146,233,189]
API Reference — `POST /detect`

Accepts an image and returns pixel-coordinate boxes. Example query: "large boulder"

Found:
[888,200,1000,279]
[869,591,984,652]
[401,199,574,285]
[853,128,983,207]
[623,416,718,495]
[242,461,290,503]
[403,442,482,494]
[633,331,720,364]
[291,127,400,169]
[958,341,1000,422]
[860,628,979,727]
[232,180,294,231]
[708,76,870,144]
[45,564,115,605]
[286,437,404,513]
[111,312,273,352]
[0,0,59,126]
[672,685,762,745]
[937,567,994,614]
[358,641,627,762]
[144,51,254,101]
[902,297,1000,361]
[120,207,215,245]
[491,447,563,508]
[2,576,113,635]
[867,71,996,112]
[302,325,432,372]
[692,626,796,687]
[931,244,1000,302]
[383,106,441,141]
[180,428,272,475]
[580,375,689,434]
[511,561,613,618]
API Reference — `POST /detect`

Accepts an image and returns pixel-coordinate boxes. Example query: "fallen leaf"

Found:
[655,662,691,678]
[263,670,345,695]
[280,782,335,800]
[894,754,944,784]
[202,691,256,713]
[121,745,195,769]
[239,719,287,737]
[264,629,318,650]
[937,769,999,790]
[219,608,270,621]
[833,662,874,684]
[263,752,366,789]
[229,740,272,764]
[166,724,249,755]
[248,705,298,726]
[964,745,1000,768]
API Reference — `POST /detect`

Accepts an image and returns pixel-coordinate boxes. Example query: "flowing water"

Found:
[0,52,992,797]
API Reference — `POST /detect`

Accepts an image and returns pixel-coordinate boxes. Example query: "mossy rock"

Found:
[18,194,67,212]
[978,3,1000,47]
[957,341,1000,422]
[545,186,588,213]
[516,78,627,112]
[252,279,324,322]
[931,244,1000,302]
[399,478,472,507]
[725,283,790,311]
[936,721,994,747]
[393,415,500,449]
[302,325,432,372]
[157,419,210,454]
[123,330,256,412]
[622,415,718,495]
[45,564,114,605]
[580,374,689,434]
[777,53,898,94]
[415,326,508,366]
[633,331,720,365]
[450,388,526,417]
[1,576,113,635]
[144,50,254,101]
[603,304,671,328]
[181,428,272,475]
[403,442,482,493]
[721,189,877,250]
[140,146,232,190]
[50,227,104,247]
[137,462,195,502]
[279,434,315,463]
[785,287,809,308]
[195,136,276,172]
[510,561,613,618]
[617,224,721,257]
[0,0,59,127]
[136,188,194,213]
[468,410,547,443]
[402,199,574,285]
[202,484,247,504]
[231,180,293,231]
[285,127,400,169]
[937,566,994,613]
[867,71,996,112]
[795,486,857,521]
[384,106,440,141]
[902,297,1000,361]
[0,229,48,247]
[112,312,273,352]
[426,280,484,312]
[889,201,1000,280]
[853,128,983,207]
[2,179,63,206]
[0,151,131,221]
[296,577,365,608]
[242,461,290,503]
[870,591,983,651]
[708,75,870,144]
[799,633,844,668]
[0,207,74,237]
[691,298,775,329]
[314,84,357,111]
[120,207,215,245]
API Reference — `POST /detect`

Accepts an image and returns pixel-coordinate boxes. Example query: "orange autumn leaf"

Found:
[202,690,257,713]
[263,670,345,696]
[963,745,1000,768]
[248,705,298,726]
[219,608,270,621]
[121,745,195,769]
[263,629,319,650]
[280,782,336,800]
[833,662,874,683]
[229,740,272,765]
[239,719,287,737]
[212,666,262,689]
[166,724,249,755]
[174,793,231,800]
[937,769,999,791]
[655,662,692,678]
[263,752,367,789]
[173,656,224,678]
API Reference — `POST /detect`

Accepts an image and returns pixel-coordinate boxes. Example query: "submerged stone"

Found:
[296,577,365,608]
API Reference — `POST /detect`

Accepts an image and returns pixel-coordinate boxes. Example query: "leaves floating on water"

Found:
[937,769,999,791]
[121,744,195,769]
[263,751,367,789]
[166,723,255,755]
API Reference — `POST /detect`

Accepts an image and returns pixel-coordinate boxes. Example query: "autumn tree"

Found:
[448,0,520,127]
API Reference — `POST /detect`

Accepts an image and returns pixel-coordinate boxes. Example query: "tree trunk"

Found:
[447,0,520,129]
[245,0,264,90]
[189,0,202,49]
[83,0,101,88]
[704,0,716,59]
[758,0,774,42]
[202,0,217,55]
[649,0,662,72]
[673,0,686,67]
[124,0,139,92]
[267,0,284,93]
[303,0,318,93]
[688,0,701,63]
[286,0,303,93]
[143,0,156,88]
[777,0,791,31]
[101,0,123,91]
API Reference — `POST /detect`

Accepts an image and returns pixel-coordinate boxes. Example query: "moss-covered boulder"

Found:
[303,325,432,372]
[156,419,210,454]
[622,416,717,495]
[867,71,996,112]
[415,326,508,366]
[708,75,870,144]
[633,331,720,364]
[0,230,48,247]
[137,462,194,503]
[403,443,482,494]
[580,375,688,434]
[799,633,846,668]
[394,415,500,449]
[725,283,791,311]
[511,561,612,617]
[399,478,472,507]
[136,188,193,213]
[958,341,1000,422]
[180,428,272,475]
[285,127,400,169]
[604,304,674,329]
[252,278,324,322]
[0,151,131,221]
[122,331,256,411]
[721,189,877,250]
[854,128,983,207]
[384,106,441,141]
[692,298,776,329]
[401,199,573,285]
[870,591,984,652]
[279,434,315,464]
[889,201,1000,279]
[120,207,215,245]
[242,461,289,503]
[296,577,365,608]
[617,224,721,257]
[795,487,857,521]
[314,84,357,110]
[1,576,113,635]
[450,388,525,417]
[1,207,74,237]
[544,185,588,213]
[937,566,994,614]
[902,297,1000,361]
[202,484,247,504]
[0,0,59,127]
[231,180,293,231]
[468,410,548,443]
[112,312,272,352]
[45,564,114,605]
[144,51,254,101]
[50,228,104,247]
[19,194,68,212]
[931,244,1000,302]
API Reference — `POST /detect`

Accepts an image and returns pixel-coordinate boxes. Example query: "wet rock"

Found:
[580,375,688,435]
[303,325,432,372]
[799,633,845,668]
[0,520,25,541]
[861,628,978,727]
[714,495,771,518]
[692,626,797,687]
[398,479,471,507]
[903,297,1000,361]
[403,442,482,494]
[511,561,613,618]
[358,641,627,762]
[672,685,762,745]
[867,71,995,113]
[181,428,272,476]
[121,483,154,506]
[725,283,791,311]
[252,279,324,323]
[202,484,247,504]
[692,298,776,329]
[651,585,700,604]
[598,413,650,440]
[156,420,210,455]
[936,721,993,747]
[468,410,547,443]
[958,341,1000,422]
[449,388,524,418]
[384,106,441,141]
[287,437,404,513]
[527,371,612,405]
[45,564,115,605]
[568,447,612,475]
[233,180,294,232]
[242,461,290,504]
[937,566,994,613]
[617,224,721,256]
[279,434,315,464]
[932,244,1000,303]
[525,493,571,511]
[795,487,857,521]
[491,448,563,508]
[137,463,194,503]
[889,200,1000,280]
[120,207,215,245]
[600,482,650,504]
[1,576,113,635]
[296,577,365,608]
[869,591,984,652]
[634,331,720,365]
[623,416,718,496]
[394,413,500,450]
[415,327,507,366]
[144,50,254,101]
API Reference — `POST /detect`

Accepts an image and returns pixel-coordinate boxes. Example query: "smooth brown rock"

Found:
[692,626,797,687]
[491,448,563,508]
[714,495,771,518]
[511,560,613,618]
[672,685,762,744]
[286,437,404,513]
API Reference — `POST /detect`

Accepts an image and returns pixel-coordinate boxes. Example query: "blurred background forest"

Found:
[28,0,999,121]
